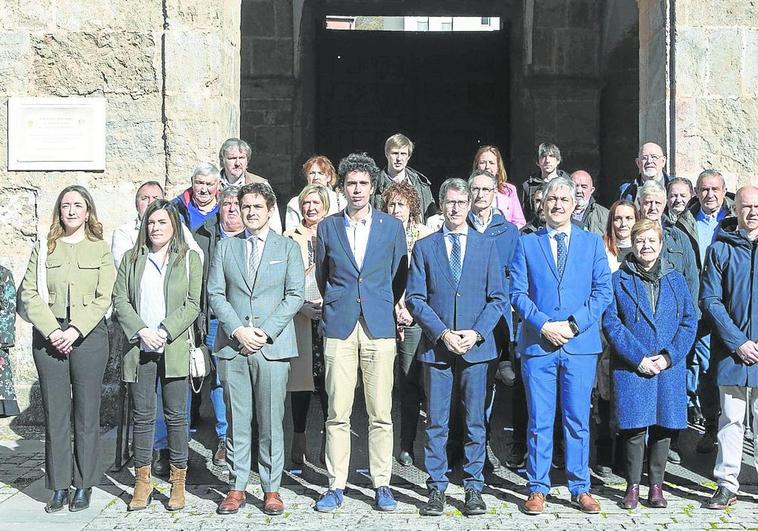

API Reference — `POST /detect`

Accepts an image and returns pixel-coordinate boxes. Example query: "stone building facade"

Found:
[0,0,755,425]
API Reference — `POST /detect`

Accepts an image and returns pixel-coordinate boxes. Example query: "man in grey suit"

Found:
[208,182,305,516]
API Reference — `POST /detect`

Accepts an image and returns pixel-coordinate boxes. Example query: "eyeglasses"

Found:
[470,187,494,195]
[639,154,662,162]
[444,200,470,209]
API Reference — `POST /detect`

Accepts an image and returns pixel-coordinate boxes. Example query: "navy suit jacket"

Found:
[315,209,408,340]
[466,210,518,339]
[511,226,612,356]
[406,229,506,365]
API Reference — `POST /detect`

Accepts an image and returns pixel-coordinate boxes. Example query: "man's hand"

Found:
[736,340,758,365]
[637,356,662,376]
[234,327,265,353]
[137,327,165,352]
[457,330,480,352]
[442,330,466,355]
[395,307,413,327]
[249,327,269,349]
[540,321,574,347]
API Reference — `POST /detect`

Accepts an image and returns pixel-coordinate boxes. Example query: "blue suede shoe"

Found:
[315,489,344,512]
[375,486,397,512]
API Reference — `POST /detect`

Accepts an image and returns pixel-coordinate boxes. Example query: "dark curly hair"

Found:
[381,181,422,224]
[238,182,277,210]
[337,152,380,188]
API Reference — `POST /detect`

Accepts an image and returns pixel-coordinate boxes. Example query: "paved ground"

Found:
[2,390,758,530]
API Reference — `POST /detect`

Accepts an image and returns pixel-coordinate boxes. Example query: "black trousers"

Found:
[396,324,424,449]
[33,318,108,490]
[619,425,676,485]
[130,352,189,468]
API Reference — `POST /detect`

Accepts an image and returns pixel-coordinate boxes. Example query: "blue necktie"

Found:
[449,233,462,284]
[555,232,567,277]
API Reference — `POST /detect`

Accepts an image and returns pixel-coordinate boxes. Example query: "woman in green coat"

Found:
[112,199,201,512]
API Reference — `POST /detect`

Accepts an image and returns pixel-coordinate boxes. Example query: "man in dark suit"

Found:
[406,177,506,516]
[511,176,612,515]
[208,183,305,516]
[314,152,408,512]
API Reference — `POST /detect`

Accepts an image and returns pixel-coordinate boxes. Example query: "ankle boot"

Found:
[648,484,667,508]
[128,465,153,511]
[291,432,307,464]
[622,483,639,509]
[167,464,187,511]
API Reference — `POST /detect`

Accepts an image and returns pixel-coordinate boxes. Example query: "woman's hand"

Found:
[637,356,662,376]
[138,328,166,351]
[301,301,322,321]
[49,327,80,356]
[651,353,671,371]
[396,307,413,327]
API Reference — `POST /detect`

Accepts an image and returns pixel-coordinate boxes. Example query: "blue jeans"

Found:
[206,319,227,440]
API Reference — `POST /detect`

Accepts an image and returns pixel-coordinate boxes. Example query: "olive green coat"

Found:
[112,246,202,382]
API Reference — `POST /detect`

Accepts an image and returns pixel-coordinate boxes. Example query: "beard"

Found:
[642,167,659,180]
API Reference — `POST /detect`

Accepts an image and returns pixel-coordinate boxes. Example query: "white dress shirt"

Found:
[546,224,572,266]
[343,206,373,270]
[111,215,205,269]
[442,224,469,263]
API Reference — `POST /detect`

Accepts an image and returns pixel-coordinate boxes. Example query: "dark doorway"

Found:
[316,25,509,194]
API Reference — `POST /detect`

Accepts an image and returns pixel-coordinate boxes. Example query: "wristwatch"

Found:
[568,317,580,336]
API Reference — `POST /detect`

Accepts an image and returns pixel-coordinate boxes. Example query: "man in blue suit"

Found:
[406,178,506,516]
[511,176,612,515]
[314,152,408,512]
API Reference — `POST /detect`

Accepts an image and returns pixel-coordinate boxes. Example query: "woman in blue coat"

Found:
[603,219,697,510]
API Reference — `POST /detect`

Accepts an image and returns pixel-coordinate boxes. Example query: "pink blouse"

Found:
[494,182,526,228]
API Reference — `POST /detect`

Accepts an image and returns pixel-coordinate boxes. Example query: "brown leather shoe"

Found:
[522,492,546,515]
[212,439,226,467]
[571,492,601,514]
[263,492,285,515]
[217,490,246,515]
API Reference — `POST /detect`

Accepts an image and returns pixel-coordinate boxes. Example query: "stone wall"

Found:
[671,0,758,189]
[0,0,240,426]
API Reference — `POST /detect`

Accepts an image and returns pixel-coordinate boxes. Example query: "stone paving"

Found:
[2,397,758,530]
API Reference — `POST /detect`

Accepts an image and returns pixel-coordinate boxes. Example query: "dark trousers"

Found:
[130,352,189,468]
[619,425,675,485]
[291,389,328,433]
[33,318,108,490]
[397,324,424,449]
[424,357,488,492]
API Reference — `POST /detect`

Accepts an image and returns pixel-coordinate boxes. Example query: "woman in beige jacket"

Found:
[17,185,116,513]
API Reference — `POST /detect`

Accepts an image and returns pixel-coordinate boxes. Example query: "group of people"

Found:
[5,132,757,519]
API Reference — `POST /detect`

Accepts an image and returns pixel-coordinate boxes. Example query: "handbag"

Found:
[185,252,211,393]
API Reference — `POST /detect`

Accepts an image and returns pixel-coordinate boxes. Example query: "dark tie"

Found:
[555,232,567,277]
[449,233,462,284]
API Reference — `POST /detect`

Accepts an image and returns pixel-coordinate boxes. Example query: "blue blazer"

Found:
[406,229,506,365]
[511,226,612,356]
[466,210,518,339]
[603,264,697,429]
[315,210,408,340]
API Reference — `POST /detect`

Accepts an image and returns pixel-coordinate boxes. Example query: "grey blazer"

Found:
[207,230,305,361]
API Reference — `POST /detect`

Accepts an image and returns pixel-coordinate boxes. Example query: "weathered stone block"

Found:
[534,0,568,29]
[242,0,276,39]
[0,33,31,94]
[31,32,159,97]
[678,0,758,28]
[559,29,598,76]
[706,28,742,97]
[248,37,294,77]
[166,0,223,31]
[743,29,758,98]
[273,0,294,38]
[531,28,556,72]
[568,0,598,29]
[0,187,38,247]
[674,27,707,98]
[51,0,162,32]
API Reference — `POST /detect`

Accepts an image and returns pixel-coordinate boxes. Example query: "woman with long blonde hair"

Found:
[18,185,116,513]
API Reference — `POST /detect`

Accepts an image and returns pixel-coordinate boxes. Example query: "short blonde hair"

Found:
[298,184,331,214]
[384,133,414,157]
[630,218,663,244]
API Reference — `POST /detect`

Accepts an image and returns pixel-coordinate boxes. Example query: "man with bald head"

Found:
[620,142,671,202]
[701,185,758,510]
[570,170,608,236]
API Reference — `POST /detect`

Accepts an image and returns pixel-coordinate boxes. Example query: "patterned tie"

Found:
[449,233,462,284]
[555,232,567,277]
[248,236,259,281]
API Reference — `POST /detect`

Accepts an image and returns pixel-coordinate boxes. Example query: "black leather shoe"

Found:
[463,489,487,516]
[705,486,737,510]
[396,450,414,466]
[419,489,445,516]
[667,447,682,464]
[69,487,92,512]
[44,489,69,513]
[152,449,170,477]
